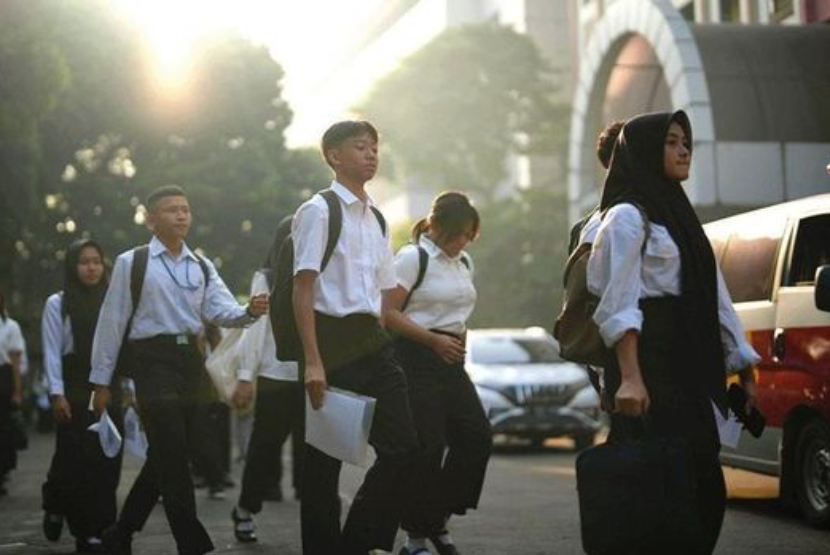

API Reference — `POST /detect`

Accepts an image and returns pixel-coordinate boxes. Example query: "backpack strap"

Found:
[318,189,388,273]
[319,190,343,273]
[460,253,471,270]
[130,245,150,325]
[193,253,211,287]
[402,245,429,311]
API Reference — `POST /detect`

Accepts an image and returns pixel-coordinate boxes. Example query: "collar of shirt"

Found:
[330,180,376,208]
[419,235,463,263]
[149,235,198,262]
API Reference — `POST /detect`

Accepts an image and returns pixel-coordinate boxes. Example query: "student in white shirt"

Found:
[385,192,492,555]
[40,239,123,553]
[230,217,304,543]
[0,290,25,496]
[587,111,760,554]
[294,121,419,555]
[89,185,269,555]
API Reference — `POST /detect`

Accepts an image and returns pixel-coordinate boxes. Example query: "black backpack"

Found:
[270,190,387,362]
[401,244,471,311]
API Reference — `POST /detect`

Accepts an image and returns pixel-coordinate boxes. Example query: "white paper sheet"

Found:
[712,401,742,449]
[305,387,376,466]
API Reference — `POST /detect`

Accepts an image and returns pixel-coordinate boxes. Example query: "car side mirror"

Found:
[815,265,830,312]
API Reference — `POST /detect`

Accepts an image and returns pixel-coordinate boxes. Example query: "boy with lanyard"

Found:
[89,185,268,555]
[294,121,419,555]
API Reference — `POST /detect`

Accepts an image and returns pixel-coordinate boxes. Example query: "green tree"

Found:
[359,23,559,199]
[467,185,569,329]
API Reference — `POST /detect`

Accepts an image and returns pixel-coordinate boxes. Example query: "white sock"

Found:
[405,536,428,553]
[235,506,252,519]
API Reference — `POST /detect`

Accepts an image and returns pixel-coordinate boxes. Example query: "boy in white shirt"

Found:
[293,121,419,555]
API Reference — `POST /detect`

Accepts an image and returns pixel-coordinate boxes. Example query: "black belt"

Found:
[132,333,198,348]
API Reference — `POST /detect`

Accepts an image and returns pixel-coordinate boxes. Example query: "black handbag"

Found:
[576,420,701,554]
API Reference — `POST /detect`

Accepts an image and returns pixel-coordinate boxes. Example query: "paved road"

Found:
[1,432,828,554]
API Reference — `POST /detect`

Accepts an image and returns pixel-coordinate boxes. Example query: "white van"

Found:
[704,193,830,527]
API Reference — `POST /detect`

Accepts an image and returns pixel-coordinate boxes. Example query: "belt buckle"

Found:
[175,334,189,346]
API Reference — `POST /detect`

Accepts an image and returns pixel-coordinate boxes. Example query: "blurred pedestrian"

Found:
[587,111,760,554]
[88,185,269,555]
[0,289,25,497]
[41,239,123,553]
[231,216,304,543]
[295,121,419,555]
[385,191,491,555]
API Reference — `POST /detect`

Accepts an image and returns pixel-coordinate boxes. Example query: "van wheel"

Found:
[795,418,830,527]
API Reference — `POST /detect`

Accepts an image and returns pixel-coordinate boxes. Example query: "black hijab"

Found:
[600,111,727,412]
[261,215,294,289]
[63,239,108,372]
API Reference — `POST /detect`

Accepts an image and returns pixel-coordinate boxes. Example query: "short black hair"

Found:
[146,185,187,211]
[320,120,378,168]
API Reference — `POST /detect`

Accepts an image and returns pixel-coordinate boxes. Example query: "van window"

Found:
[719,217,786,303]
[786,214,830,286]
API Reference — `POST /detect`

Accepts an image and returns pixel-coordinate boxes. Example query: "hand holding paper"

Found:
[305,387,376,466]
[87,410,122,458]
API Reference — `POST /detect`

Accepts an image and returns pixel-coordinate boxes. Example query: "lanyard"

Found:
[159,255,200,291]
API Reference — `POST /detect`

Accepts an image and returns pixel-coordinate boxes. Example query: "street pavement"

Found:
[1,430,828,554]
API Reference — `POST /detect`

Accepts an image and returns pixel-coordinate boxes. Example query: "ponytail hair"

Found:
[411,191,480,244]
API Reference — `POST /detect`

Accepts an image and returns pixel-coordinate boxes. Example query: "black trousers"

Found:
[238,377,304,512]
[395,337,492,537]
[116,337,214,555]
[0,364,17,481]
[301,343,420,555]
[42,386,123,540]
[605,297,726,555]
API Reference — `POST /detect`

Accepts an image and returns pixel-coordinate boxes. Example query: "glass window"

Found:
[786,214,830,286]
[719,216,787,303]
[470,336,562,365]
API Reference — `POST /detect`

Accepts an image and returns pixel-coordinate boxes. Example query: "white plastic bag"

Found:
[87,410,122,459]
[123,406,148,460]
[205,327,244,404]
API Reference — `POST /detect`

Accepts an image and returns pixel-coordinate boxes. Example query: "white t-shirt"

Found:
[394,236,476,335]
[292,181,396,318]
[0,316,25,366]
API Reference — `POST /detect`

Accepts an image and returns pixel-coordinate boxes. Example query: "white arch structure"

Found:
[567,0,717,222]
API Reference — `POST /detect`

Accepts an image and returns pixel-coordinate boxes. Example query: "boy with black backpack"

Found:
[88,185,269,555]
[289,121,419,555]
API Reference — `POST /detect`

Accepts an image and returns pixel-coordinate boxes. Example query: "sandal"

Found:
[231,507,257,543]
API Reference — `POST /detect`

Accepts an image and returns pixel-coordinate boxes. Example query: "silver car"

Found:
[466,327,603,450]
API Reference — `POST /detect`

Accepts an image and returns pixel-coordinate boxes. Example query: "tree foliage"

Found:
[359,23,560,199]
[0,0,329,321]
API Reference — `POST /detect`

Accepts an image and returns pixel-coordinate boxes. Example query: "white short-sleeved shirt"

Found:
[0,316,25,366]
[394,236,476,334]
[292,181,396,318]
[587,203,760,374]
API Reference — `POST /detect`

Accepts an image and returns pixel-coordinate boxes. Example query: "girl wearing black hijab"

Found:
[587,111,760,554]
[41,239,123,553]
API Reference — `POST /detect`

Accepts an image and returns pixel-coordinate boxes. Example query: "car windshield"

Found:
[469,335,562,365]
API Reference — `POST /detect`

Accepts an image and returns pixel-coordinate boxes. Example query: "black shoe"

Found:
[101,525,133,555]
[43,512,63,542]
[231,507,257,543]
[428,536,460,555]
[75,537,106,554]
